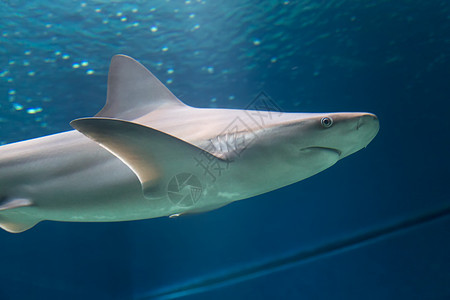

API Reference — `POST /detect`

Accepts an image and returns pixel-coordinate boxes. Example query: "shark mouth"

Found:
[301,146,342,156]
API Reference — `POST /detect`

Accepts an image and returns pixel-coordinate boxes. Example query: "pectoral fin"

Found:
[0,198,33,211]
[0,216,40,233]
[0,198,39,233]
[71,118,224,197]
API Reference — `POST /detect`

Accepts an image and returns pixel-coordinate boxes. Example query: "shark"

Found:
[0,55,379,233]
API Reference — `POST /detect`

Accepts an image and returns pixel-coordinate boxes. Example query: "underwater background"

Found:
[0,0,449,299]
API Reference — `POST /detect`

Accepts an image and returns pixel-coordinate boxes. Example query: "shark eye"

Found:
[321,117,333,128]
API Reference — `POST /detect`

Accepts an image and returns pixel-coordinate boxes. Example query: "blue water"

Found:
[1,1,449,299]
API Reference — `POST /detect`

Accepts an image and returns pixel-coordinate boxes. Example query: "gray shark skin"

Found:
[0,55,379,233]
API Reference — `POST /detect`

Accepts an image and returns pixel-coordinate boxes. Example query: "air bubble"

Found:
[27,107,43,114]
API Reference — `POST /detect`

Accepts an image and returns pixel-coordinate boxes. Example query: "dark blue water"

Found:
[1,1,449,299]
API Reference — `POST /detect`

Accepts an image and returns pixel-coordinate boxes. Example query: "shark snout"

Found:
[356,113,379,143]
[330,112,379,159]
[356,113,378,130]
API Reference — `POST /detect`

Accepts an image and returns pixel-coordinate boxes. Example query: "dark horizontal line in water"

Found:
[139,205,450,300]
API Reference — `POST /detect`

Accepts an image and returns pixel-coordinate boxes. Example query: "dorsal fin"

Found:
[96,55,186,120]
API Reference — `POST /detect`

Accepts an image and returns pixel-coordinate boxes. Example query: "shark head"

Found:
[291,112,380,159]
[234,112,379,190]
